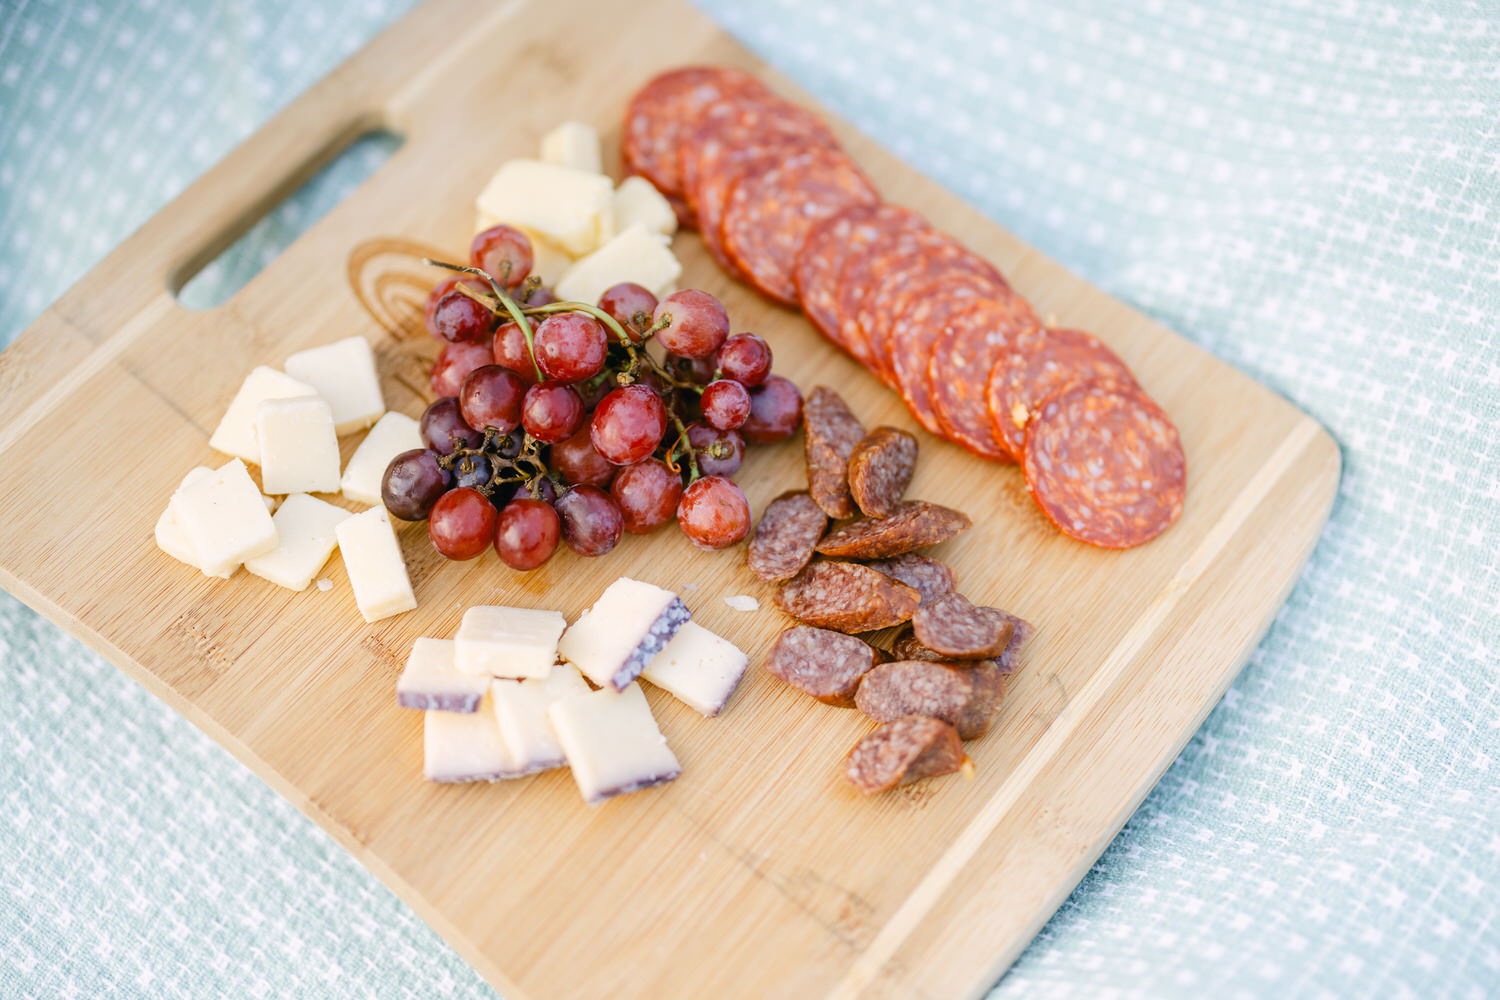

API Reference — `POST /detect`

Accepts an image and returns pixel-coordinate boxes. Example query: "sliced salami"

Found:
[846,426,918,517]
[815,501,972,559]
[865,553,955,604]
[833,217,940,372]
[890,285,995,435]
[845,716,969,794]
[911,593,1016,659]
[774,561,921,633]
[868,269,1000,387]
[927,290,1041,460]
[986,327,1140,462]
[1022,379,1186,548]
[855,660,1006,739]
[747,491,828,582]
[765,625,881,705]
[794,203,921,347]
[624,67,766,205]
[860,246,1006,385]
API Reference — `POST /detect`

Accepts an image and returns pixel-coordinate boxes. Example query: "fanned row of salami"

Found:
[625,66,1186,549]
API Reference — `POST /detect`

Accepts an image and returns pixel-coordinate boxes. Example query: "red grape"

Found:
[597,282,658,340]
[459,365,526,433]
[492,321,538,382]
[653,289,729,359]
[521,381,585,444]
[686,423,745,477]
[528,477,560,505]
[429,487,497,560]
[534,312,608,381]
[451,452,492,491]
[665,352,717,386]
[470,224,533,287]
[381,449,451,520]
[611,458,683,535]
[493,498,560,570]
[676,475,751,549]
[741,374,803,443]
[700,379,751,430]
[424,276,487,339]
[554,485,623,557]
[431,289,495,344]
[430,339,495,397]
[716,333,772,386]
[550,427,616,487]
[590,384,668,465]
[421,397,483,454]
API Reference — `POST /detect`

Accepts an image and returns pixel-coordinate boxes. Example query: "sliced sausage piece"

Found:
[865,553,956,604]
[993,610,1034,674]
[764,625,882,705]
[815,501,971,560]
[911,593,1016,659]
[889,624,947,662]
[803,386,867,519]
[774,561,920,633]
[847,426,918,517]
[623,66,767,205]
[927,289,1041,461]
[862,249,1006,386]
[845,716,969,794]
[795,203,917,347]
[855,660,1005,739]
[986,327,1139,462]
[747,491,828,582]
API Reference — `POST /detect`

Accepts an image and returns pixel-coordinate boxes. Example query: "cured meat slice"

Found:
[795,203,922,347]
[814,501,971,559]
[911,594,1015,659]
[747,491,827,582]
[623,67,766,205]
[764,625,882,705]
[722,146,879,304]
[927,290,1041,460]
[867,269,1000,387]
[889,284,995,435]
[865,553,955,604]
[845,716,969,794]
[889,624,948,663]
[860,248,1006,385]
[986,327,1140,462]
[1022,379,1186,548]
[847,426,918,517]
[991,609,1034,674]
[893,611,1034,673]
[774,561,921,633]
[855,659,1006,739]
[833,217,941,372]
[803,386,867,518]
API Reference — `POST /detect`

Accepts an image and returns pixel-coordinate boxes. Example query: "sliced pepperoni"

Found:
[890,286,995,435]
[845,716,969,794]
[833,218,939,373]
[624,67,766,206]
[847,426,918,517]
[986,327,1140,462]
[927,290,1041,460]
[794,203,921,348]
[867,269,1001,388]
[860,247,1005,385]
[721,147,879,305]
[911,594,1016,659]
[748,491,828,582]
[1022,379,1186,548]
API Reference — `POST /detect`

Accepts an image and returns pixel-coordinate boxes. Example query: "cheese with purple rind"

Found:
[489,663,589,773]
[556,577,690,691]
[547,684,680,805]
[423,692,533,782]
[641,621,748,718]
[397,638,489,713]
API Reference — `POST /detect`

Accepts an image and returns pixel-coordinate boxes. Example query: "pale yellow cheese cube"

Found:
[612,176,678,239]
[334,506,416,622]
[154,466,216,570]
[174,459,279,578]
[256,396,341,495]
[539,121,603,174]
[475,159,614,256]
[340,411,422,506]
[555,224,682,306]
[244,493,350,591]
[208,366,317,464]
[284,336,385,434]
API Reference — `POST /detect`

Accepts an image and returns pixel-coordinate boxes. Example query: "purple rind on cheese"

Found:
[995,611,1034,674]
[427,760,562,784]
[397,691,483,713]
[606,597,691,692]
[584,766,682,805]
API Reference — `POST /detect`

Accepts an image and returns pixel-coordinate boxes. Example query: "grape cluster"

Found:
[382,224,805,571]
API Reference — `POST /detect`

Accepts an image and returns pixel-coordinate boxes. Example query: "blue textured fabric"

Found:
[2,1,1497,998]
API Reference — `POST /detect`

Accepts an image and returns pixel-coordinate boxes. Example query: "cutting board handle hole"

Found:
[174,125,404,309]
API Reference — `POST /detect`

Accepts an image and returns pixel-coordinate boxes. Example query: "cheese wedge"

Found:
[455,605,568,679]
[174,459,279,578]
[397,638,489,713]
[548,684,681,805]
[154,466,217,570]
[557,577,690,691]
[424,691,525,783]
[256,396,341,495]
[539,121,603,174]
[555,224,681,306]
[334,506,416,622]
[612,176,678,239]
[476,159,614,256]
[489,664,590,775]
[641,621,748,717]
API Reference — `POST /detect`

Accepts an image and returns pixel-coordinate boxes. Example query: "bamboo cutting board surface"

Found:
[0,1,1340,997]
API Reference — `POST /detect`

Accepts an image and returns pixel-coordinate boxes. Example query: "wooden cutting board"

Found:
[0,1,1340,997]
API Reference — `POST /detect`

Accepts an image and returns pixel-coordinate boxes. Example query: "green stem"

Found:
[424,259,544,382]
[667,411,699,482]
[522,300,636,350]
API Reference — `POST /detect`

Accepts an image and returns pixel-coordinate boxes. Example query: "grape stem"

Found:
[424,259,545,382]
[664,411,700,483]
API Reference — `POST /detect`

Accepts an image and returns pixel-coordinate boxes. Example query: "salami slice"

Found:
[911,593,1015,659]
[832,217,940,372]
[765,625,881,705]
[748,491,828,582]
[845,716,969,794]
[1022,379,1186,548]
[986,327,1140,462]
[624,67,766,205]
[795,203,922,347]
[855,660,1005,739]
[927,290,1041,460]
[722,146,879,305]
[774,561,921,633]
[803,386,867,519]
[847,426,918,517]
[815,501,971,559]
[860,247,1006,385]
[868,269,1000,387]
[865,553,955,604]
[890,284,995,435]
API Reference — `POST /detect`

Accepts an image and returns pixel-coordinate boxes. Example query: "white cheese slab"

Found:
[641,621,749,718]
[284,336,385,435]
[208,366,318,464]
[174,459,279,578]
[455,606,568,679]
[424,691,526,783]
[555,223,681,307]
[340,411,422,506]
[334,506,416,623]
[556,577,690,691]
[154,466,216,570]
[489,663,590,775]
[243,493,350,591]
[612,176,678,239]
[539,121,602,174]
[476,158,614,256]
[548,684,681,805]
[397,638,489,713]
[256,396,341,495]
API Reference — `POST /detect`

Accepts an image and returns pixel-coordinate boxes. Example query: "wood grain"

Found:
[0,1,1340,998]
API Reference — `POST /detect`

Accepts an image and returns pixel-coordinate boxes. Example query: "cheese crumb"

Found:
[316,578,333,592]
[723,595,759,612]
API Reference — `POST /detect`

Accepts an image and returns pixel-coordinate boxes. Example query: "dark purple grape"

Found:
[421,397,483,454]
[381,449,451,520]
[554,485,624,557]
[611,458,683,535]
[653,289,728,359]
[492,429,523,460]
[529,476,560,505]
[523,285,558,307]
[741,374,803,443]
[716,333,772,386]
[550,426,616,487]
[676,475,751,549]
[431,289,495,344]
[429,487,497,560]
[686,423,745,477]
[665,352,717,386]
[452,452,492,491]
[459,365,526,433]
[425,276,488,340]
[700,378,751,430]
[493,498,561,571]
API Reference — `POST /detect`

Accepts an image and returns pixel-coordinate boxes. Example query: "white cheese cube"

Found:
[489,664,591,775]
[455,605,568,679]
[539,121,603,174]
[612,176,678,239]
[174,459,279,578]
[556,577,689,691]
[424,691,525,783]
[642,621,749,718]
[154,466,216,569]
[243,493,350,591]
[340,411,422,506]
[476,159,614,256]
[334,506,416,622]
[284,336,385,435]
[256,396,341,495]
[208,366,318,464]
[555,224,682,307]
[397,638,489,713]
[549,684,680,805]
